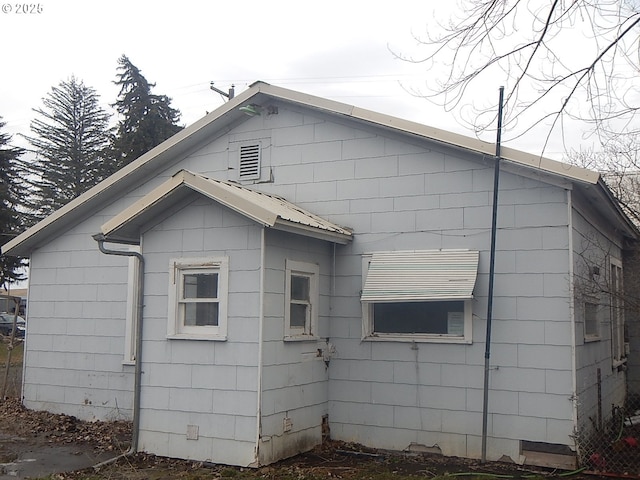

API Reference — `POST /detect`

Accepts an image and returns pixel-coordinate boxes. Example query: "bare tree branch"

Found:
[398,0,640,152]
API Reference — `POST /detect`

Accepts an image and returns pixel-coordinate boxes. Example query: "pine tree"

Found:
[0,118,29,286]
[112,55,182,168]
[23,76,112,219]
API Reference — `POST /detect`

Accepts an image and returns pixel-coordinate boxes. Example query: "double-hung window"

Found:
[168,257,229,340]
[361,250,479,343]
[284,260,319,340]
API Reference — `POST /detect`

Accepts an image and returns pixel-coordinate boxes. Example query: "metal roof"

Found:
[252,83,600,184]
[361,250,480,302]
[101,170,353,245]
[2,81,636,256]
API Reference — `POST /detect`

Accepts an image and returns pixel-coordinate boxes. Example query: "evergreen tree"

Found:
[0,118,29,286]
[112,55,182,168]
[23,76,112,218]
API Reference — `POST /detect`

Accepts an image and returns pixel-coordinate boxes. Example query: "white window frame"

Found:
[361,254,473,344]
[124,246,141,364]
[284,260,319,341]
[167,257,229,341]
[583,298,600,342]
[610,258,626,366]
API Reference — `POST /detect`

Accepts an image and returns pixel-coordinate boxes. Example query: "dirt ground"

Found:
[0,396,606,480]
[0,349,613,480]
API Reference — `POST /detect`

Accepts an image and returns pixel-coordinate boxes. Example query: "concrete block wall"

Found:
[137,198,262,466]
[184,104,577,462]
[23,212,136,421]
[258,230,332,465]
[23,99,619,466]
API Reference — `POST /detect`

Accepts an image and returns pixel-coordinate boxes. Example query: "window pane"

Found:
[184,273,218,299]
[373,301,464,335]
[291,275,310,301]
[184,302,219,326]
[585,302,598,336]
[290,303,307,328]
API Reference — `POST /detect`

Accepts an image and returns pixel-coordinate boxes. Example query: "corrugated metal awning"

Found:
[361,250,480,302]
[100,170,353,245]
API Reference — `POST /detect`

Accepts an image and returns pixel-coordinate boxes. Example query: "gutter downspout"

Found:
[567,190,580,457]
[253,227,266,466]
[92,234,144,463]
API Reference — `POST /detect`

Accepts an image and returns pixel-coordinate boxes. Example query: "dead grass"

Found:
[48,443,593,480]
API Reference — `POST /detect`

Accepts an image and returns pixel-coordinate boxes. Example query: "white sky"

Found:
[0,0,590,160]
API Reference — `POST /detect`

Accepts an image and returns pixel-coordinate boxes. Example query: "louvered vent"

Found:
[239,144,261,180]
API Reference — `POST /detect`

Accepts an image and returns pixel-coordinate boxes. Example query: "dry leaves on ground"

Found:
[0,398,131,452]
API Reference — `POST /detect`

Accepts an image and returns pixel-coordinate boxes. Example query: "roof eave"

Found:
[273,219,352,245]
[256,83,600,185]
[2,84,267,257]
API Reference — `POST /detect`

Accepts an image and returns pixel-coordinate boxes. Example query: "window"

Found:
[239,143,261,180]
[610,259,626,365]
[584,300,600,340]
[284,260,319,340]
[361,250,479,343]
[167,257,228,340]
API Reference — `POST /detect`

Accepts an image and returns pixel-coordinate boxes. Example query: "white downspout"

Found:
[254,227,266,465]
[567,190,579,452]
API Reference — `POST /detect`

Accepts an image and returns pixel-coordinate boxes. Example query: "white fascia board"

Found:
[273,219,352,245]
[101,172,186,237]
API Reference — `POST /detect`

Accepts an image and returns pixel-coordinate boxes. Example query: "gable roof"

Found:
[3,81,637,256]
[101,169,352,245]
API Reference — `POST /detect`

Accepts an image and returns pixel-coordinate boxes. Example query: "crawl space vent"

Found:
[239,144,261,180]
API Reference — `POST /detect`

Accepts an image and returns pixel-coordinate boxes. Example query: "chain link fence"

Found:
[576,393,640,474]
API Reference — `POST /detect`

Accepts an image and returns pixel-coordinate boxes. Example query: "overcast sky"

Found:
[0,0,585,160]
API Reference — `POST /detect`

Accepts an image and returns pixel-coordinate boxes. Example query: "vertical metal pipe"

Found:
[93,234,144,454]
[253,227,266,465]
[481,86,505,463]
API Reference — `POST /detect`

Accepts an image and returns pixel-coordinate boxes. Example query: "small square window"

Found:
[285,260,319,340]
[168,257,228,340]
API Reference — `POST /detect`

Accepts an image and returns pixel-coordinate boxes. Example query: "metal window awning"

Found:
[361,250,480,302]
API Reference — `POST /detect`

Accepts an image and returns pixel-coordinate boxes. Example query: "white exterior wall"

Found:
[258,229,332,464]
[23,204,140,420]
[20,151,229,422]
[178,104,576,462]
[22,101,603,466]
[137,197,262,466]
[572,200,627,435]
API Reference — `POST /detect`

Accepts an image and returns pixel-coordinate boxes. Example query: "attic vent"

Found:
[239,144,261,180]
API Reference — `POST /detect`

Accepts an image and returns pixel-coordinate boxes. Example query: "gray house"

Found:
[3,82,637,468]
